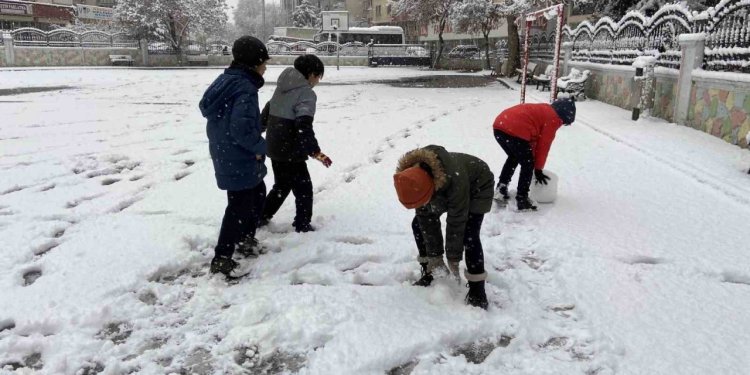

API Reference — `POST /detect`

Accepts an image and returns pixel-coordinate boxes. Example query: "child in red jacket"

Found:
[492,98,575,211]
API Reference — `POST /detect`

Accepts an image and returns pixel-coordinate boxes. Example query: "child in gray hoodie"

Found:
[261,55,331,232]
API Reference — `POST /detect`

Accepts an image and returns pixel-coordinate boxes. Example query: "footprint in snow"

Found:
[333,236,375,246]
[101,177,120,186]
[32,239,60,257]
[721,271,750,286]
[0,353,43,371]
[0,319,15,333]
[451,336,513,364]
[620,255,666,266]
[22,267,43,286]
[387,360,418,375]
[97,321,132,345]
[174,170,191,181]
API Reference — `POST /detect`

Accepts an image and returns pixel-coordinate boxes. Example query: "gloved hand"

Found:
[313,152,332,168]
[447,260,461,282]
[534,169,550,185]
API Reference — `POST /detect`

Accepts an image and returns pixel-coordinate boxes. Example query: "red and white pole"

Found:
[520,17,532,103]
[550,3,565,102]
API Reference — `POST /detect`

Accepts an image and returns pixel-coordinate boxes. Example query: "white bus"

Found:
[313,26,405,45]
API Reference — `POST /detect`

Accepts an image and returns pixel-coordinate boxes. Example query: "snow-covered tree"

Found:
[233,0,285,41]
[631,0,720,16]
[392,0,458,67]
[292,0,320,28]
[451,0,507,69]
[592,0,719,18]
[115,0,228,52]
[592,0,639,18]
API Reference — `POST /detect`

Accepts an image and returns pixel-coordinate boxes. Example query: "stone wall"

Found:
[688,72,750,148]
[12,47,140,67]
[1,44,372,67]
[147,54,180,67]
[560,60,749,149]
[651,71,678,123]
[568,62,634,110]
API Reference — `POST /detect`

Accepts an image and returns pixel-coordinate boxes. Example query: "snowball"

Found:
[530,170,558,204]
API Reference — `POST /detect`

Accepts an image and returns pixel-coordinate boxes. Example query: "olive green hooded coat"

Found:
[396,145,494,261]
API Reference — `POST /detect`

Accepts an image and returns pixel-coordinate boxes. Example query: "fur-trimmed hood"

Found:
[396,146,448,191]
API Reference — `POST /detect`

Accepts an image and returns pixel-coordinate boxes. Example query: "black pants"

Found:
[215,181,266,258]
[262,160,313,228]
[494,129,534,198]
[411,213,485,275]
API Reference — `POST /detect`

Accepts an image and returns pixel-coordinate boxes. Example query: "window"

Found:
[387,4,391,15]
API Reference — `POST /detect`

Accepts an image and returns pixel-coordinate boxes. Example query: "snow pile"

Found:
[632,55,657,68]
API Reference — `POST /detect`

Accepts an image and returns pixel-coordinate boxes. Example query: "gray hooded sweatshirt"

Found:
[264,67,320,162]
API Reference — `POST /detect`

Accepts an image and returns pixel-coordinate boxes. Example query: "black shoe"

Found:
[413,263,433,287]
[465,280,488,310]
[294,223,316,233]
[210,256,238,276]
[494,183,510,201]
[236,237,263,258]
[516,195,537,211]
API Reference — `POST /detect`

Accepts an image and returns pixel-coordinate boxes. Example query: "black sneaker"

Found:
[516,196,538,211]
[494,183,510,201]
[412,263,433,287]
[210,256,238,276]
[465,280,488,310]
[294,223,316,233]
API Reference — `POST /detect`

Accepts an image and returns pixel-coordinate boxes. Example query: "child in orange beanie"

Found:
[393,145,494,309]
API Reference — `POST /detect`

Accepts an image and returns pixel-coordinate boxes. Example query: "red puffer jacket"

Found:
[492,103,563,170]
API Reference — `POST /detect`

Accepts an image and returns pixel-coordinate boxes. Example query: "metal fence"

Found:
[266,40,369,56]
[10,28,138,48]
[557,0,750,73]
[146,39,233,55]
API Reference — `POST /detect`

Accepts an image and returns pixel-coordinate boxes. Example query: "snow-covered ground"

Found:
[1,66,749,375]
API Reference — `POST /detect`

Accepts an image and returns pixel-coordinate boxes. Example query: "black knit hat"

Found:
[551,98,576,125]
[232,36,270,67]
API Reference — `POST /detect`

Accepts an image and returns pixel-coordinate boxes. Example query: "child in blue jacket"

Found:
[199,36,270,277]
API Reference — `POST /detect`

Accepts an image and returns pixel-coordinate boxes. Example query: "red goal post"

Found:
[519,3,565,104]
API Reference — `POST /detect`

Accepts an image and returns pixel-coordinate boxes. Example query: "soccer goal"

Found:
[519,3,565,103]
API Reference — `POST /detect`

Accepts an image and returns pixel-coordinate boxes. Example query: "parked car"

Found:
[447,45,480,59]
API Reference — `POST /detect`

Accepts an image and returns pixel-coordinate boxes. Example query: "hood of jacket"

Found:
[276,67,310,94]
[396,146,448,191]
[199,67,264,118]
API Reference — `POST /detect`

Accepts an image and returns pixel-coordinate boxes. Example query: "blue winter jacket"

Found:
[200,67,267,191]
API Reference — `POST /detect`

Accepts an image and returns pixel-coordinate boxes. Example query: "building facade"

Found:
[0,0,114,31]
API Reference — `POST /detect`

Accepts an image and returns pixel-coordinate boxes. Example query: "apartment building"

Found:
[0,0,114,30]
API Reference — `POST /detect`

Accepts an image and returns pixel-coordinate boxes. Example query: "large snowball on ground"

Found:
[530,170,558,203]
